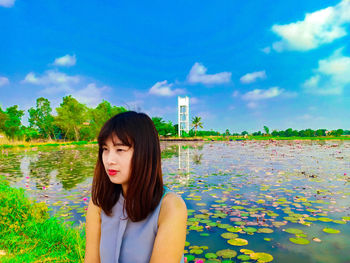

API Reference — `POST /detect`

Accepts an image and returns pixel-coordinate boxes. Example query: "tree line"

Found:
[0,96,348,141]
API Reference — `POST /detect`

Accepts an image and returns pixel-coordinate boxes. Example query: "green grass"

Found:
[0,176,85,262]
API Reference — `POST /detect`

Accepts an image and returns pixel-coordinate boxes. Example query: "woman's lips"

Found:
[108,169,118,176]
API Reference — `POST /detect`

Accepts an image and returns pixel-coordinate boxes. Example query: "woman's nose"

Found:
[107,152,117,165]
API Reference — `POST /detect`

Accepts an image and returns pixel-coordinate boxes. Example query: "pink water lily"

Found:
[42,186,46,190]
[25,176,30,179]
[195,260,204,263]
[83,197,88,201]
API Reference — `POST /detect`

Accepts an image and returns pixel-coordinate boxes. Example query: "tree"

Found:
[263,126,269,135]
[3,105,24,140]
[241,131,248,136]
[28,97,54,139]
[0,106,8,132]
[87,100,127,140]
[191,116,203,136]
[54,96,88,141]
[152,117,175,136]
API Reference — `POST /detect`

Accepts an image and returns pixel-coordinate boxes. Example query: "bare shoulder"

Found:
[158,192,187,224]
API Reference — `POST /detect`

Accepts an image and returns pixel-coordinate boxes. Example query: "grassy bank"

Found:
[1,135,349,150]
[0,176,85,262]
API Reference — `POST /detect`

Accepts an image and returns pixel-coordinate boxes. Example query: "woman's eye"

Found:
[102,147,108,151]
[117,148,124,152]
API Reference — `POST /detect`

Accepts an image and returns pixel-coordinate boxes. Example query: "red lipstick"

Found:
[108,169,118,176]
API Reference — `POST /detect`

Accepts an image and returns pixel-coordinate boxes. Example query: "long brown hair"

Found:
[91,111,164,222]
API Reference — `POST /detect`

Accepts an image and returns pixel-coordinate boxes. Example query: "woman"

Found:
[84,111,187,263]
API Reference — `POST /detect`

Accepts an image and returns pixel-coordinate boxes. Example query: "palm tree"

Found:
[191,116,203,137]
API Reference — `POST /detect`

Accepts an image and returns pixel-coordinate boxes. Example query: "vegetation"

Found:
[191,116,203,136]
[0,96,348,142]
[0,176,85,262]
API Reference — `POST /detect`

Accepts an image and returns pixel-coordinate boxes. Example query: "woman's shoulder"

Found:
[158,191,187,225]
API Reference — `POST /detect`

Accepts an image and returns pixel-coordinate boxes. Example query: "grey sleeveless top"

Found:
[100,186,185,263]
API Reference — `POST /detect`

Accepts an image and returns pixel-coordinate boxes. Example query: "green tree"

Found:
[241,131,248,136]
[191,116,203,136]
[152,117,175,136]
[54,96,88,141]
[3,105,24,140]
[263,125,269,135]
[0,106,8,132]
[87,100,127,139]
[28,97,54,139]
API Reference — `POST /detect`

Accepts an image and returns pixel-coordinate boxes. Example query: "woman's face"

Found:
[102,134,134,194]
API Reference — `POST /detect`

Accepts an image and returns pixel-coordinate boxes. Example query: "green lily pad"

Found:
[218,223,232,229]
[237,254,251,261]
[243,227,257,233]
[257,228,274,234]
[318,217,333,222]
[205,253,218,259]
[323,228,340,234]
[200,233,210,236]
[227,238,248,246]
[250,252,274,262]
[333,220,346,224]
[216,249,237,258]
[190,248,203,254]
[284,228,303,234]
[185,255,195,261]
[342,216,350,221]
[227,226,242,232]
[221,232,239,239]
[289,237,310,245]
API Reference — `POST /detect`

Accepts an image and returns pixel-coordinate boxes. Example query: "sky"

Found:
[1,0,350,133]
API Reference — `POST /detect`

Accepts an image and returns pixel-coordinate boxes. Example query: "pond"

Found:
[1,140,349,263]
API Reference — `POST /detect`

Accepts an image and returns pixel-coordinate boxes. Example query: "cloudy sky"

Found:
[1,0,349,132]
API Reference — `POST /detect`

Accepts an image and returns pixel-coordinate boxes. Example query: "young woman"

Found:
[84,111,187,263]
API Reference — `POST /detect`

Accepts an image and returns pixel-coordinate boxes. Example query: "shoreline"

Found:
[1,136,349,149]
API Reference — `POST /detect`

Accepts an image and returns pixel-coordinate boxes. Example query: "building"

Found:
[178,96,190,136]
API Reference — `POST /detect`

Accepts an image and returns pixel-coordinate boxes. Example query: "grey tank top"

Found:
[100,186,185,263]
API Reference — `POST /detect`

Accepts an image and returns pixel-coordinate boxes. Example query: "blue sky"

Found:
[1,0,349,133]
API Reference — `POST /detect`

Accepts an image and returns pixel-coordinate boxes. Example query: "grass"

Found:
[0,176,85,262]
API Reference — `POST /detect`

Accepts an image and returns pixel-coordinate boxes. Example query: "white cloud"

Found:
[242,87,283,101]
[232,90,240,97]
[190,97,200,104]
[149,80,184,96]
[23,70,79,86]
[71,83,107,107]
[53,54,76,67]
[0,76,9,86]
[261,47,271,54]
[271,0,350,51]
[247,102,258,109]
[187,62,231,85]
[0,0,15,7]
[22,70,80,94]
[240,71,266,84]
[303,48,350,95]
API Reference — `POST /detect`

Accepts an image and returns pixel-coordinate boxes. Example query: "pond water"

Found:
[1,141,350,263]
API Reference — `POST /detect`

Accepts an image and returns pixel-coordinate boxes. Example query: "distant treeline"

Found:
[0,96,348,141]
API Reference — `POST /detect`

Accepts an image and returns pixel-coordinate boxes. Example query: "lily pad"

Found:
[237,254,251,261]
[250,252,274,262]
[323,228,340,234]
[227,238,248,246]
[289,237,310,245]
[221,233,238,239]
[243,227,257,233]
[257,228,274,234]
[205,253,218,259]
[216,249,237,258]
[227,226,242,232]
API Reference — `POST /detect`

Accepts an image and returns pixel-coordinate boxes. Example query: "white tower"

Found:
[178,96,190,136]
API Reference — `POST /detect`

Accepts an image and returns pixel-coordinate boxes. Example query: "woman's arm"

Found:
[150,193,187,263]
[84,199,101,263]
